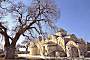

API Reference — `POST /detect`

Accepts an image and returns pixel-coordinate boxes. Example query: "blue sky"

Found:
[0,0,90,46]
[55,0,90,42]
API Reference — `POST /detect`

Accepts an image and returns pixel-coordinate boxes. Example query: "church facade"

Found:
[28,29,87,57]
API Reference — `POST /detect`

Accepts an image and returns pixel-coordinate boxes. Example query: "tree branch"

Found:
[30,27,40,34]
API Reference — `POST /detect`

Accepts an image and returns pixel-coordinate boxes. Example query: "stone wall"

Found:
[28,30,86,57]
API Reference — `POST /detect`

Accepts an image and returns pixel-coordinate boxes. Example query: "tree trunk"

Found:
[4,45,15,59]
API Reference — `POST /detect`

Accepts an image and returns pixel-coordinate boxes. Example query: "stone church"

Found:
[28,29,87,57]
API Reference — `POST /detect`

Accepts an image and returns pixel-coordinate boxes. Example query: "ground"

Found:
[0,53,90,60]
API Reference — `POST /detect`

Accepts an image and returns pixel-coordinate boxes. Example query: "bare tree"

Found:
[0,0,60,59]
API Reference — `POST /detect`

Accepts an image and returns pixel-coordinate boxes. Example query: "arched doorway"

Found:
[66,41,79,57]
[44,41,66,57]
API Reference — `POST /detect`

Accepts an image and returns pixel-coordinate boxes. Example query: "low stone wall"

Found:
[17,54,90,60]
